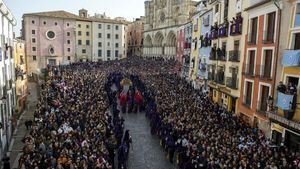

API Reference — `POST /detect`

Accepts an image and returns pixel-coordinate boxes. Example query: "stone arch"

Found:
[144,34,153,47]
[154,31,164,46]
[166,31,177,46]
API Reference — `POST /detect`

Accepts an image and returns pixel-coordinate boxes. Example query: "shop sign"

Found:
[268,112,300,131]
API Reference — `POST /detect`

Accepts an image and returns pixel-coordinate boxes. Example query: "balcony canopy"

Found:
[282,50,300,67]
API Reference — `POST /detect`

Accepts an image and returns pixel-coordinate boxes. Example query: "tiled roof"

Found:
[23,10,129,25]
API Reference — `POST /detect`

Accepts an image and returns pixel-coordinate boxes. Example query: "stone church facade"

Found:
[143,0,197,59]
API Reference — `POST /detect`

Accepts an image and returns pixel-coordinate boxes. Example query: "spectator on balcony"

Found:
[277,81,286,93]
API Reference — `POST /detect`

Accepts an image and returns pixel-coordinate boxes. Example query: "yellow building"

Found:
[189,11,201,84]
[76,9,92,62]
[267,1,300,151]
[13,39,28,114]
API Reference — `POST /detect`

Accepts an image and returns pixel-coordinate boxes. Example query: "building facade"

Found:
[197,4,213,91]
[92,19,127,61]
[267,0,300,152]
[13,39,28,114]
[143,0,197,59]
[23,11,77,74]
[183,22,192,79]
[0,0,17,160]
[127,17,144,57]
[238,0,281,134]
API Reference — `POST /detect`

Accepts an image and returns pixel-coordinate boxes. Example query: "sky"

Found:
[5,0,145,36]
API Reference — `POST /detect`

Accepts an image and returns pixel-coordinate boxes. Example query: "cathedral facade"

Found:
[143,0,197,58]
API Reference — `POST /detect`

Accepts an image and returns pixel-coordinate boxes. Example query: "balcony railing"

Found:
[217,48,227,61]
[247,33,257,45]
[218,25,228,38]
[263,31,274,44]
[211,30,218,40]
[256,100,267,116]
[276,91,295,111]
[184,42,191,49]
[242,64,255,77]
[228,50,240,62]
[281,49,300,67]
[209,49,217,60]
[215,72,225,85]
[258,65,272,79]
[243,95,252,108]
[226,77,238,89]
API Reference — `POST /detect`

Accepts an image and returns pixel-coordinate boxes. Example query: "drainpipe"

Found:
[273,0,281,103]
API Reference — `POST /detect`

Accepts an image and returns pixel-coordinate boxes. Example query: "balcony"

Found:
[263,31,274,44]
[257,65,272,80]
[247,33,257,45]
[230,16,243,36]
[215,72,225,85]
[228,50,240,62]
[211,30,218,40]
[243,95,252,108]
[209,49,217,60]
[256,100,267,116]
[208,72,215,81]
[281,50,300,67]
[218,25,228,38]
[226,77,238,90]
[242,64,255,77]
[217,48,227,61]
[267,111,300,131]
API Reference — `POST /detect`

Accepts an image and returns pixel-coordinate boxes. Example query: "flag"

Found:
[277,92,294,110]
[282,50,300,66]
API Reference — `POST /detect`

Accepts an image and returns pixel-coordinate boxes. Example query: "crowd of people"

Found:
[17,56,300,169]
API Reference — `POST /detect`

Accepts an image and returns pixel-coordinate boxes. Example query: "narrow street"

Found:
[9,82,39,169]
[122,112,174,169]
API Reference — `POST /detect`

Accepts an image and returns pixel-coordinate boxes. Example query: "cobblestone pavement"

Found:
[122,112,174,169]
[9,82,39,169]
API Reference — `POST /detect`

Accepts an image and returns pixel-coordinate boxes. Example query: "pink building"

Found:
[22,11,77,74]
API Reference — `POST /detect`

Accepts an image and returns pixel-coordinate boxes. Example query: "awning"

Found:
[282,50,300,67]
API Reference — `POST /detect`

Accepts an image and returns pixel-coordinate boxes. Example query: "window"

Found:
[78,24,81,28]
[244,81,253,107]
[98,24,102,29]
[67,32,70,36]
[86,40,90,46]
[107,25,111,29]
[86,25,89,29]
[115,34,119,39]
[43,21,46,25]
[98,33,102,38]
[107,42,110,47]
[115,50,119,57]
[261,50,273,78]
[46,31,56,39]
[78,40,82,45]
[67,23,70,26]
[295,3,300,27]
[98,42,102,47]
[55,22,58,25]
[246,50,255,76]
[67,40,70,44]
[264,12,276,43]
[224,0,229,20]
[32,47,36,51]
[67,48,71,52]
[32,55,36,61]
[107,50,111,57]
[107,34,111,39]
[82,49,86,53]
[249,17,258,44]
[98,50,102,57]
[86,32,90,36]
[107,58,111,61]
[115,43,119,48]
[67,56,71,60]
[32,38,36,43]
[294,33,300,50]
[215,4,219,14]
[32,20,35,24]
[116,25,119,30]
[32,30,35,35]
[78,31,82,36]
[258,85,270,112]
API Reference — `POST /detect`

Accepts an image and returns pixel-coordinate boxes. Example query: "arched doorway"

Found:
[154,32,164,56]
[165,31,177,58]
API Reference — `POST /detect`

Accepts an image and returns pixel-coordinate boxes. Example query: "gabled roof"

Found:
[23,10,80,20]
